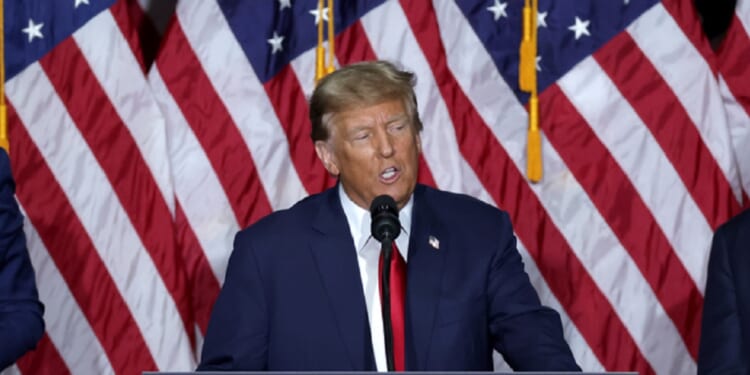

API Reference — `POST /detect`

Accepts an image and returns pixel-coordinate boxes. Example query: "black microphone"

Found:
[370,195,400,371]
[370,195,401,243]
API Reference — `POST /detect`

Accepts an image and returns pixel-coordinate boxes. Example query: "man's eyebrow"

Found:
[385,114,408,123]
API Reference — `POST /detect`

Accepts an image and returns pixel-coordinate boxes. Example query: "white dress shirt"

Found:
[339,185,412,372]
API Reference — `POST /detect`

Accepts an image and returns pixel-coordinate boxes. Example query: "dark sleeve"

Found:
[697,222,748,374]
[488,212,580,371]
[0,149,45,369]
[197,230,269,371]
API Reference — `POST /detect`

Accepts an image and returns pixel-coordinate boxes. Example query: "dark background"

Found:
[696,0,737,49]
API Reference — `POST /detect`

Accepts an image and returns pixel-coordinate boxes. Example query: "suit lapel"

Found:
[406,185,447,369]
[309,187,375,370]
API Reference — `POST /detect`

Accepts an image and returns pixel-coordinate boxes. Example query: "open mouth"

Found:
[380,166,399,182]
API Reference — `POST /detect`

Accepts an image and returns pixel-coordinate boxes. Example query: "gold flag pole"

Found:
[315,0,336,84]
[519,0,540,182]
[314,0,326,83]
[325,0,335,75]
[0,0,8,152]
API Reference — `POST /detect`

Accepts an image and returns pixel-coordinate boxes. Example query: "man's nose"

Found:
[374,129,395,157]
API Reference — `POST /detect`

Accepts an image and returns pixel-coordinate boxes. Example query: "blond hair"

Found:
[309,60,422,141]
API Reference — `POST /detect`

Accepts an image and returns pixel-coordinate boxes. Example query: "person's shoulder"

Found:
[712,208,750,257]
[715,209,750,241]
[0,147,9,167]
[0,148,12,185]
[418,185,509,225]
[240,188,331,236]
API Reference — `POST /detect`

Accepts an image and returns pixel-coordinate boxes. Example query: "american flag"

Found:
[719,0,750,193]
[3,0,749,374]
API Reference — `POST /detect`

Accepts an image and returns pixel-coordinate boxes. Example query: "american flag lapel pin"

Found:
[428,235,440,250]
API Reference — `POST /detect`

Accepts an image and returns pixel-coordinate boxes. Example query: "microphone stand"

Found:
[380,238,395,372]
[370,194,401,372]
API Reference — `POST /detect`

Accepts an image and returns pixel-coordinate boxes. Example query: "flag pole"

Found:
[519,0,540,182]
[315,0,336,85]
[325,0,335,75]
[0,0,8,153]
[315,0,326,83]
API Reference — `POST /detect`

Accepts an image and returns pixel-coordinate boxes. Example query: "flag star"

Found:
[536,55,542,71]
[624,0,630,4]
[538,11,548,28]
[267,31,285,54]
[568,16,591,40]
[74,0,89,8]
[487,0,508,21]
[309,7,329,25]
[278,0,291,10]
[22,19,44,43]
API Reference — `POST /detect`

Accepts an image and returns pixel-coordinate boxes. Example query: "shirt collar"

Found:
[339,184,412,258]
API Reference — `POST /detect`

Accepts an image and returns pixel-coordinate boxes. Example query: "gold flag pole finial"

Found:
[519,0,540,182]
[325,0,335,75]
[0,0,8,153]
[314,0,326,84]
[315,0,335,84]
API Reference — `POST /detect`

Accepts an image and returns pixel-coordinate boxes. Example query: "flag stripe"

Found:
[176,0,309,212]
[175,202,221,333]
[514,243,605,372]
[72,9,176,214]
[595,32,740,230]
[557,51,717,366]
[72,9,192,335]
[722,0,750,202]
[359,3,494,203]
[109,0,152,72]
[543,82,699,366]
[716,11,750,201]
[737,0,750,32]
[558,53,714,292]
[7,101,158,374]
[156,20,273,227]
[263,66,335,194]
[335,21,378,65]
[115,0,161,69]
[629,4,743,204]
[37,36,194,343]
[16,334,71,375]
[429,2,648,371]
[397,1,654,372]
[148,65,238,285]
[21,216,114,374]
[8,59,192,371]
[719,16,750,117]
[659,0,718,73]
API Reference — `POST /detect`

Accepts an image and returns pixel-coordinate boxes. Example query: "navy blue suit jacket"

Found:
[0,149,44,369]
[199,184,578,371]
[698,209,750,374]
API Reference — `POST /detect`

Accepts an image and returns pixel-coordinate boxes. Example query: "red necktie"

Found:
[379,243,406,371]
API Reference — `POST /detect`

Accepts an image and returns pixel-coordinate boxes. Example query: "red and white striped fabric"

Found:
[3,0,749,374]
[149,1,746,374]
[717,0,750,198]
[4,0,193,374]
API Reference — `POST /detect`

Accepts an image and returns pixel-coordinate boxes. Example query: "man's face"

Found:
[315,100,421,210]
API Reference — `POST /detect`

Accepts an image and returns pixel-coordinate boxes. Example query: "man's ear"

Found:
[315,141,340,176]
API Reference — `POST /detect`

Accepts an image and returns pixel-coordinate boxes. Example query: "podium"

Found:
[146,372,637,375]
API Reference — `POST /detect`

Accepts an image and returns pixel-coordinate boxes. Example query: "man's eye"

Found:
[390,123,406,132]
[353,133,369,140]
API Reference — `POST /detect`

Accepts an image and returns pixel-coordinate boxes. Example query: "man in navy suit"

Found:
[698,208,750,374]
[198,61,579,371]
[0,148,45,369]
